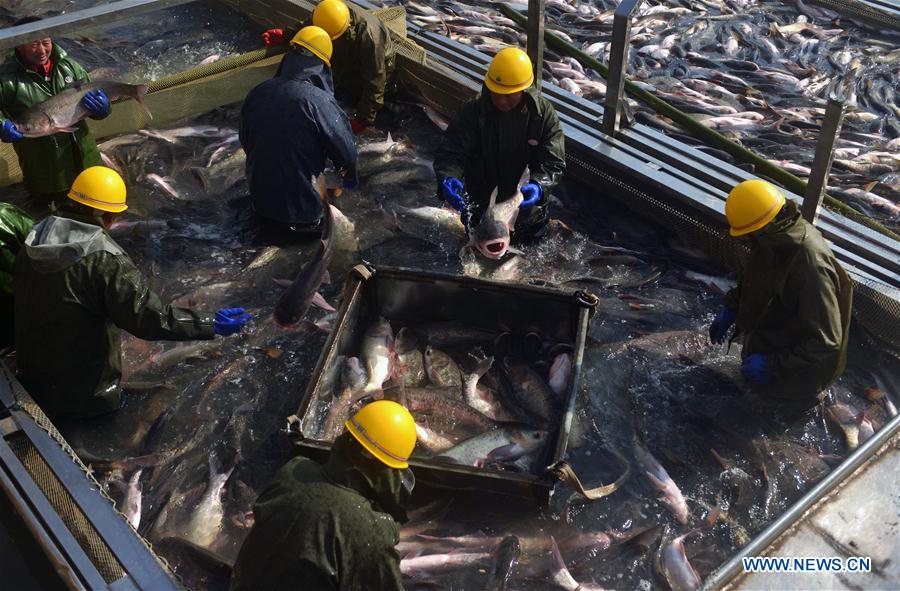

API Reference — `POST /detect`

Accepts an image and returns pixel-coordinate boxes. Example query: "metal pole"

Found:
[526,0,546,93]
[699,411,900,590]
[602,0,643,136]
[802,99,844,225]
[0,0,196,52]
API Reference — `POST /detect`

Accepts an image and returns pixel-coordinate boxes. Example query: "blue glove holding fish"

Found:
[214,307,252,336]
[441,177,467,212]
[519,182,543,208]
[0,120,23,143]
[81,89,110,117]
[741,354,772,385]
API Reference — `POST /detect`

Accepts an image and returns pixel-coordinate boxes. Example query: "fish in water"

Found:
[14,81,150,137]
[486,535,520,591]
[658,529,701,591]
[435,424,548,468]
[184,452,237,549]
[400,551,491,577]
[827,403,863,450]
[468,185,525,260]
[273,175,334,327]
[549,536,606,590]
[633,439,690,524]
[112,468,143,530]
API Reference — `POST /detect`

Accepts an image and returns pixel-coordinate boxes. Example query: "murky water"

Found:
[0,2,898,590]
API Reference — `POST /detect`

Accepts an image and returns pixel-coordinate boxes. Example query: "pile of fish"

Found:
[315,315,576,473]
[1,83,895,588]
[391,0,900,228]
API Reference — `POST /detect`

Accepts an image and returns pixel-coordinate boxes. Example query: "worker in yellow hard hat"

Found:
[709,179,853,417]
[230,399,416,590]
[12,166,251,419]
[433,46,566,251]
[262,0,396,133]
[241,26,357,241]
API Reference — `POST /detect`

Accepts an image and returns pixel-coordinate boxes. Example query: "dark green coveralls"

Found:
[724,200,853,407]
[230,433,408,591]
[0,45,103,208]
[0,202,33,347]
[13,212,215,418]
[433,84,566,241]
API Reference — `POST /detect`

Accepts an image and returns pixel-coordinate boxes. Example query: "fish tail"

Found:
[133,84,153,120]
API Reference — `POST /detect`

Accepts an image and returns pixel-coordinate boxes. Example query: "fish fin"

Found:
[863,180,878,193]
[271,278,293,288]
[132,84,153,120]
[57,126,79,133]
[488,187,499,207]
[323,270,331,284]
[506,246,524,256]
[485,443,518,460]
[311,292,335,312]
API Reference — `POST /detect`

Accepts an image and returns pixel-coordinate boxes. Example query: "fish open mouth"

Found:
[483,240,507,256]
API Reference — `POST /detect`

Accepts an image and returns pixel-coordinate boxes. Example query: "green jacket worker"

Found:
[0,17,110,209]
[709,180,852,408]
[230,400,417,591]
[13,166,252,418]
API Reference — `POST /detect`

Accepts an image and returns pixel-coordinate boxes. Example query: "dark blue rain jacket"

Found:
[240,51,358,225]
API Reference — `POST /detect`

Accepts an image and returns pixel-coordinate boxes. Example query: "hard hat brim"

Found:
[345,418,409,469]
[67,189,128,213]
[484,73,533,95]
[728,192,785,236]
[291,39,332,67]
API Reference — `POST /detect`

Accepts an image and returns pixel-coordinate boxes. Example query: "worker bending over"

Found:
[262,0,395,133]
[230,400,416,591]
[241,26,357,239]
[13,167,251,419]
[709,180,853,416]
[433,47,566,247]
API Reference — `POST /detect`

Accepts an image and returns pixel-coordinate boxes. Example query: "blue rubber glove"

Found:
[214,307,252,336]
[709,307,736,344]
[440,177,466,212]
[0,120,23,143]
[519,182,543,208]
[741,354,772,385]
[81,89,110,117]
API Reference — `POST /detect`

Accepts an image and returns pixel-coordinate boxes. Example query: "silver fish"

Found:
[435,425,548,468]
[468,186,524,260]
[361,317,395,392]
[633,439,690,524]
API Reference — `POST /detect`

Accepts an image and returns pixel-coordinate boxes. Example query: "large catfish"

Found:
[273,175,334,327]
[14,80,151,137]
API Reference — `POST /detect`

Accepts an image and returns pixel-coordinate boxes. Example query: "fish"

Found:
[467,185,525,260]
[145,173,181,200]
[395,328,426,387]
[138,125,235,144]
[435,425,548,468]
[386,204,467,245]
[633,439,690,524]
[502,357,559,427]
[659,529,701,591]
[462,357,510,420]
[183,451,237,549]
[13,80,150,137]
[119,469,143,530]
[400,551,491,576]
[865,388,898,418]
[146,340,223,372]
[361,317,395,392]
[827,403,861,450]
[413,322,498,348]
[486,535,520,591]
[683,270,737,295]
[358,132,407,157]
[401,385,499,436]
[424,346,462,389]
[549,536,606,591]
[548,353,572,396]
[272,175,334,327]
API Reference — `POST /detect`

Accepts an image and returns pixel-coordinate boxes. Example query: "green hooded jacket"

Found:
[230,433,408,591]
[331,4,395,126]
[724,201,853,399]
[0,44,103,195]
[433,84,566,237]
[13,214,215,418]
[0,202,34,346]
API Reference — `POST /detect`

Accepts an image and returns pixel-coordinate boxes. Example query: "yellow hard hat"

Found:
[290,26,333,67]
[484,47,534,95]
[68,166,127,213]
[312,0,351,40]
[725,180,786,236]
[345,400,416,469]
